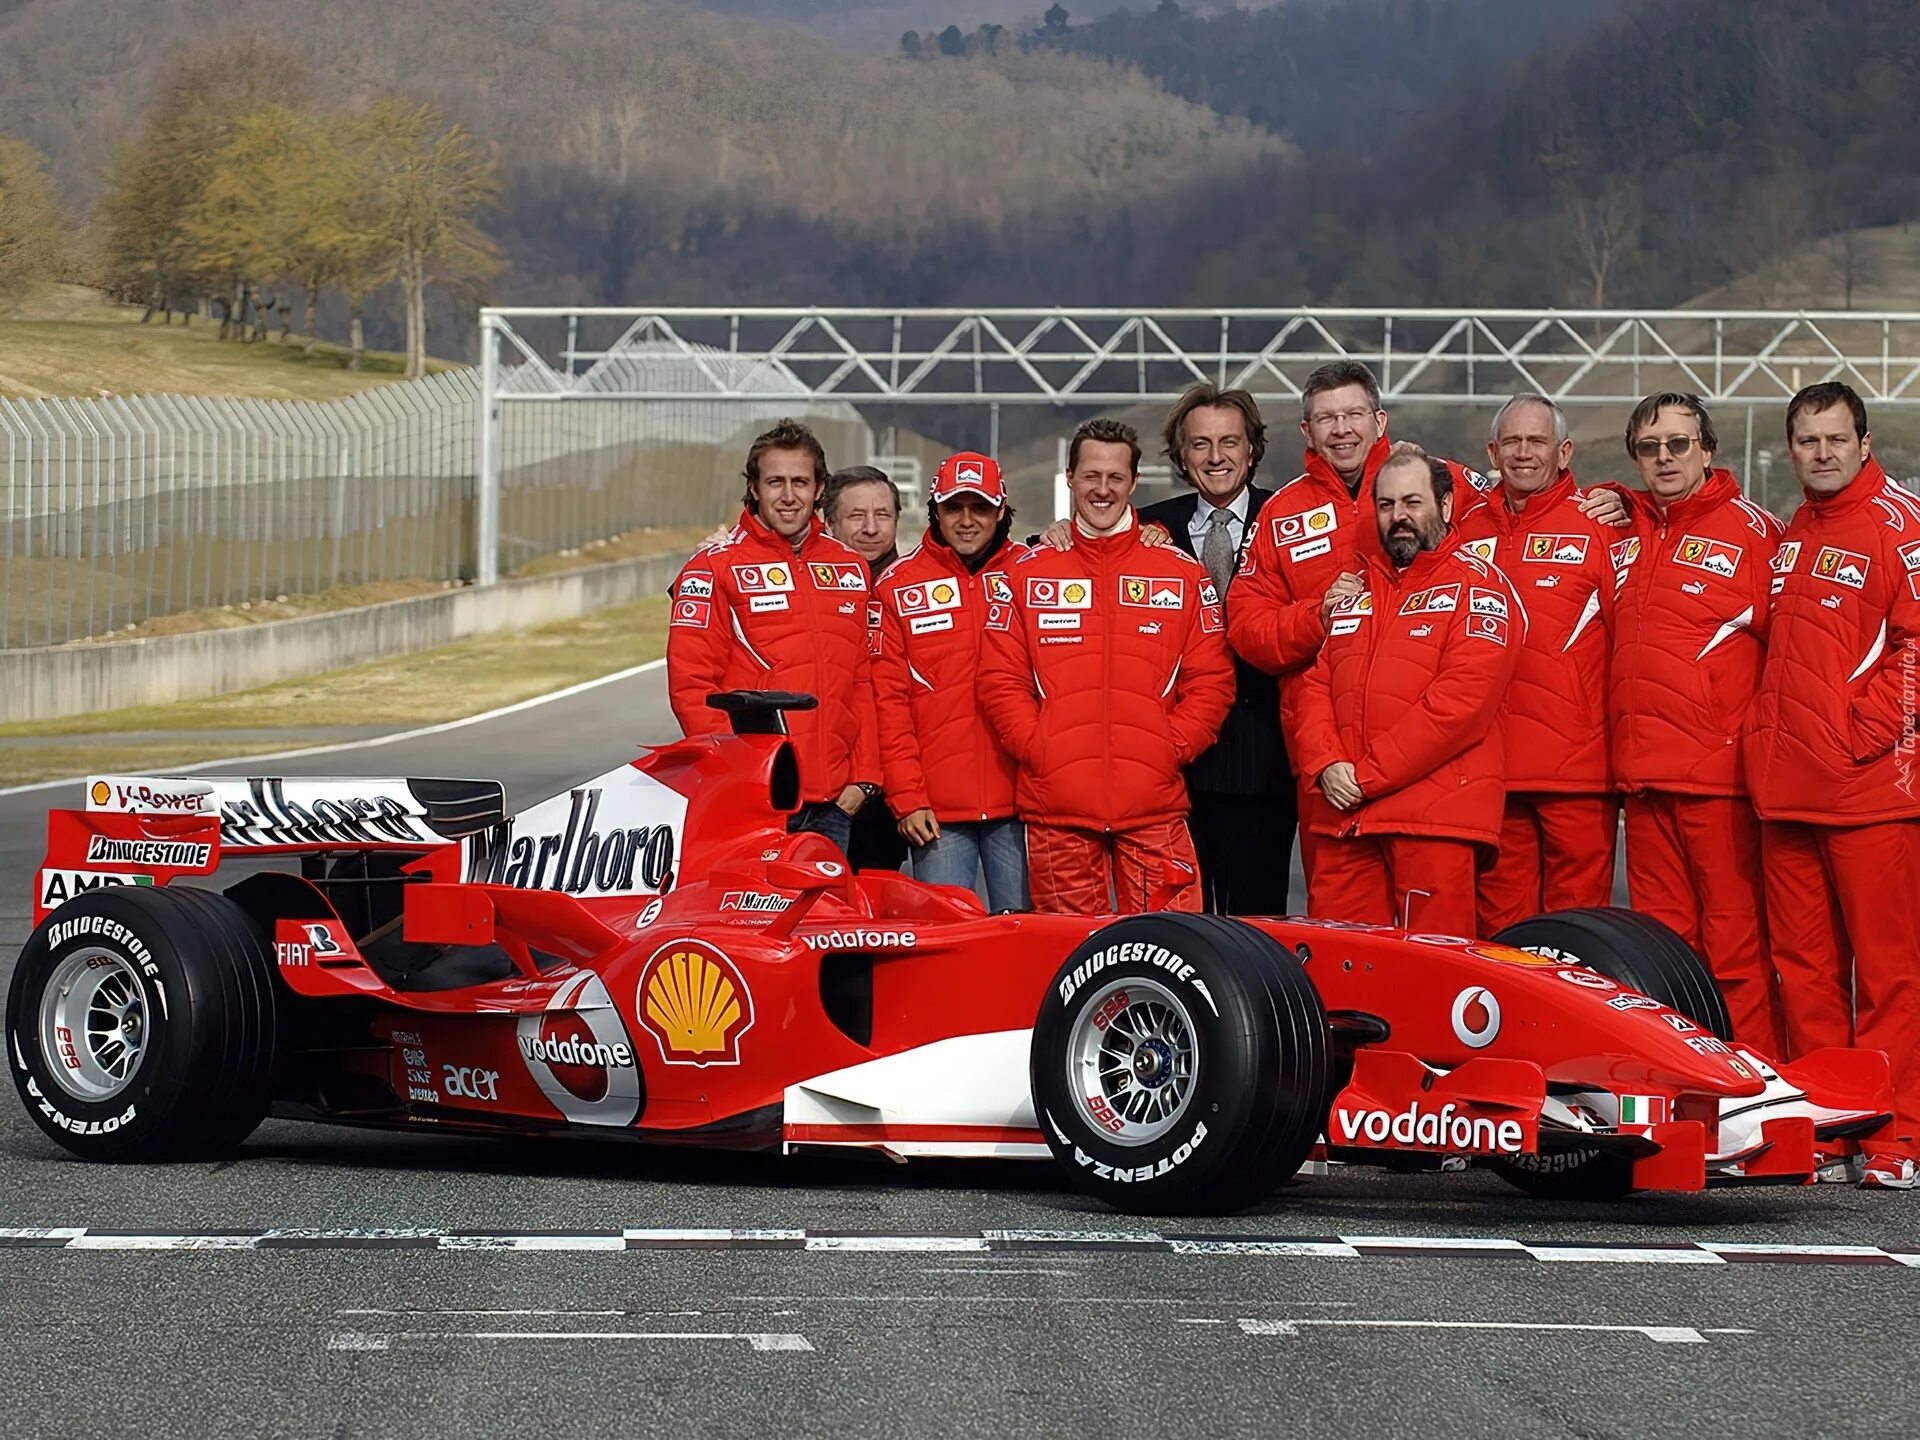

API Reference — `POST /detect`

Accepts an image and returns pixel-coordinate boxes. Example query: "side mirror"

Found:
[761,857,854,938]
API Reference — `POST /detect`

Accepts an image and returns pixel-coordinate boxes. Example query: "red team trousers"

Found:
[1623,792,1785,1056]
[1309,834,1478,937]
[1025,818,1203,916]
[1763,819,1920,1161]
[1477,794,1622,935]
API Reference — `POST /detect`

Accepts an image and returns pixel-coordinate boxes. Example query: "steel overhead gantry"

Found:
[474,306,1920,582]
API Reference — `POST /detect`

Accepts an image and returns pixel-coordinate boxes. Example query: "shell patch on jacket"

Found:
[1270,502,1338,546]
[897,579,964,615]
[1027,577,1093,610]
[732,562,795,593]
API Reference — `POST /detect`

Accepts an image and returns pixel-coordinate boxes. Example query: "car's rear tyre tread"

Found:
[5,885,278,1162]
[1488,906,1728,1201]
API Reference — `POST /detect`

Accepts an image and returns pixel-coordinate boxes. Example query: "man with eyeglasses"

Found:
[1743,382,1920,1189]
[1457,395,1619,933]
[1229,360,1625,891]
[1609,391,1785,1055]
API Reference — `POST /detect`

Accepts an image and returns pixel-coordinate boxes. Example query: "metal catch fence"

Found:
[1,365,871,649]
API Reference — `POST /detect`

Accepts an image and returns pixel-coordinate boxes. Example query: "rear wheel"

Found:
[1488,906,1728,1199]
[6,885,279,1161]
[1031,913,1330,1215]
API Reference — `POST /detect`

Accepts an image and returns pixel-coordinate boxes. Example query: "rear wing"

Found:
[35,774,504,924]
[80,774,505,849]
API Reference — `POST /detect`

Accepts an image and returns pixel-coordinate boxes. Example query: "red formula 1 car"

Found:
[6,693,1896,1213]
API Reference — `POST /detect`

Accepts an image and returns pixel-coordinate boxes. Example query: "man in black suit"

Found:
[1139,383,1296,915]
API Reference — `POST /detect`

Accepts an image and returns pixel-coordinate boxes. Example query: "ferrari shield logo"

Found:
[1528,535,1553,560]
[1125,578,1147,604]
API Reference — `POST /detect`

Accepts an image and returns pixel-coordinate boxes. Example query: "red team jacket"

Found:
[1454,470,1614,793]
[976,515,1235,832]
[1609,470,1781,797]
[666,510,881,803]
[871,536,1030,822]
[1229,438,1493,751]
[1293,540,1523,844]
[1744,457,1920,824]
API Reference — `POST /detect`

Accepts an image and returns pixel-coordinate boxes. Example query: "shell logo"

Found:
[638,940,755,1067]
[1307,509,1331,532]
[931,582,956,604]
[766,565,788,587]
[1063,581,1088,603]
[89,781,111,805]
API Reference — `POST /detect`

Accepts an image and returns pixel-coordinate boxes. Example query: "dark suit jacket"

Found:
[1139,487,1291,798]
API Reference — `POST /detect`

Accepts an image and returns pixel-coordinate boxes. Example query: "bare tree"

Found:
[1560,182,1640,310]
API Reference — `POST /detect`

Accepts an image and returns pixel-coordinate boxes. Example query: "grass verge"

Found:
[1,595,672,782]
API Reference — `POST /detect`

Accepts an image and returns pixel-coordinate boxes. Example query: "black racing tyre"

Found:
[1031,913,1331,1216]
[1487,906,1730,1200]
[1493,907,1733,1039]
[6,885,279,1162]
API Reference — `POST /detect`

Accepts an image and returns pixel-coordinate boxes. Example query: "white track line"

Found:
[1238,1318,1754,1345]
[0,658,666,798]
[328,1329,813,1352]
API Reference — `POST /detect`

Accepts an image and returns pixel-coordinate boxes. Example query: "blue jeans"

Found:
[789,801,852,857]
[912,818,1029,912]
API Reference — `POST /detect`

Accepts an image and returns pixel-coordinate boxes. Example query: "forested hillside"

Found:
[1195,0,1920,309]
[0,0,1913,336]
[1043,0,1619,151]
[0,0,1285,323]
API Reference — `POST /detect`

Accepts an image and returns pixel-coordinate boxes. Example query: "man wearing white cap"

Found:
[871,452,1033,909]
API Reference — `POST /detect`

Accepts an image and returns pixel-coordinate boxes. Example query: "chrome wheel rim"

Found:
[1065,976,1200,1147]
[38,949,149,1102]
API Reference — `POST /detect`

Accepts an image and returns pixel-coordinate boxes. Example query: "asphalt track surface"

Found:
[1,673,1915,1438]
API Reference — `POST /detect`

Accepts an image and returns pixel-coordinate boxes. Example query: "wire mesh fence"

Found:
[1,363,874,649]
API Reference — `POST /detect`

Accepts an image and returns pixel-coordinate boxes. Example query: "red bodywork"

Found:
[34,737,1896,1192]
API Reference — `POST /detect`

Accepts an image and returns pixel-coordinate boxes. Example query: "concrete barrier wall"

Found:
[0,551,690,725]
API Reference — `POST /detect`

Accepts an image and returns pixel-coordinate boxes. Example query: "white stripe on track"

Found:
[0,659,666,798]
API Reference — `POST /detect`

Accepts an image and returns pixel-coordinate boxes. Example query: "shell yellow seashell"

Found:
[644,948,743,1055]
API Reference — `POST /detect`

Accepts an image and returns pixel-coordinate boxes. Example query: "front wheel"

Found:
[1030,913,1330,1215]
[6,885,279,1161]
[1487,906,1728,1200]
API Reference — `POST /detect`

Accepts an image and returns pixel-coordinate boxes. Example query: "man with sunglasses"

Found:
[1743,382,1920,1189]
[1609,392,1784,1055]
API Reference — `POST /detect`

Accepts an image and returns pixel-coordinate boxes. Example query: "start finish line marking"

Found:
[1,1228,1915,1268]
[1238,1318,1758,1346]
[328,1330,814,1353]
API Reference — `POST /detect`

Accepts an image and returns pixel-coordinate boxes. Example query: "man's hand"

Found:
[701,523,731,547]
[1318,761,1364,811]
[898,808,940,846]
[835,783,868,816]
[1321,571,1365,618]
[1576,486,1630,529]
[1039,519,1170,549]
